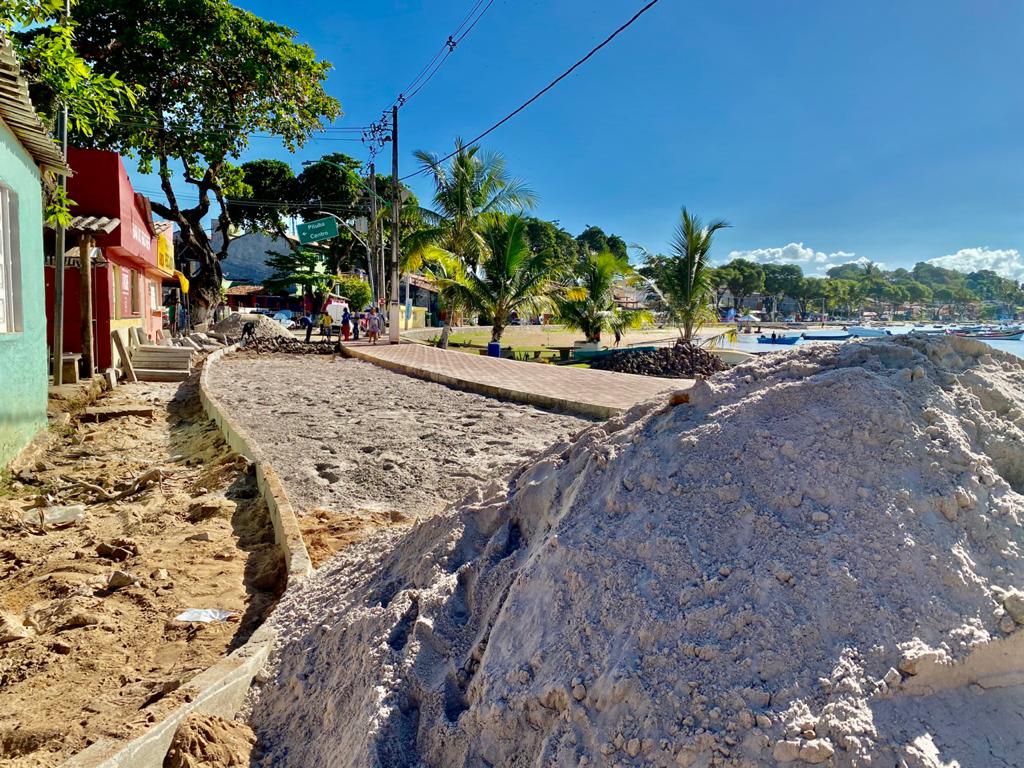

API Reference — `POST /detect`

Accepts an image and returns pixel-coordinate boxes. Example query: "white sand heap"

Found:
[249,336,1024,767]
[211,312,292,342]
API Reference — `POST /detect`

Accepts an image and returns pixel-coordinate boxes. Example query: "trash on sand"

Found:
[174,608,237,623]
[21,504,86,530]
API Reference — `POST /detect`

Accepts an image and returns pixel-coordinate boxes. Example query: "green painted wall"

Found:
[0,116,48,466]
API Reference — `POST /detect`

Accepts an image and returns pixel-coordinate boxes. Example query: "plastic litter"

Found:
[174,608,236,623]
[21,504,86,529]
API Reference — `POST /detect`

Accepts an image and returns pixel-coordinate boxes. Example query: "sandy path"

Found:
[0,378,282,766]
[206,354,590,564]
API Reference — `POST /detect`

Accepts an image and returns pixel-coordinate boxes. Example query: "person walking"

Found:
[300,312,314,342]
[341,307,352,342]
[367,307,383,345]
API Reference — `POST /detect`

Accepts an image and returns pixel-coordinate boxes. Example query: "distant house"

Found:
[212,230,293,284]
[0,32,70,465]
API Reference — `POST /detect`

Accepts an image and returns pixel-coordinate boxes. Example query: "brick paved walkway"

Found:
[341,341,687,418]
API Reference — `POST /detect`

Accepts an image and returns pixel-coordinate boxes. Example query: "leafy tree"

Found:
[708,266,734,308]
[407,138,536,272]
[826,262,868,281]
[606,234,629,261]
[794,276,828,317]
[71,0,341,320]
[263,247,332,306]
[762,263,804,319]
[721,258,764,309]
[433,216,558,343]
[2,0,138,222]
[523,217,580,267]
[552,251,649,344]
[336,276,372,312]
[576,226,609,256]
[641,208,729,341]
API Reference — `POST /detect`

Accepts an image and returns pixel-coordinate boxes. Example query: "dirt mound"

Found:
[242,337,336,355]
[248,336,1024,767]
[591,340,727,378]
[164,714,256,767]
[211,313,292,343]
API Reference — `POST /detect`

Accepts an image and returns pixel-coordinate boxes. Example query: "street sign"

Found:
[296,216,339,245]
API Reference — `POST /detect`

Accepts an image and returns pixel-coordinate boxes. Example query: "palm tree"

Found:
[405,139,537,271]
[552,251,651,343]
[433,216,558,343]
[641,208,729,341]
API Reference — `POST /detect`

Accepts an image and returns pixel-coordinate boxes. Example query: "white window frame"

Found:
[0,182,22,334]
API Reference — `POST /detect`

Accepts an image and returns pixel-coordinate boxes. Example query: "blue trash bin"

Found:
[487,341,501,358]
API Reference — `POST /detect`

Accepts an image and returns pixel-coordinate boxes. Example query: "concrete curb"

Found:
[340,344,618,419]
[60,345,312,768]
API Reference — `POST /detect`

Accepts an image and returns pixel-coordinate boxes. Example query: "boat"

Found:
[801,332,851,341]
[847,326,892,337]
[711,348,757,365]
[757,335,800,345]
[952,330,1024,341]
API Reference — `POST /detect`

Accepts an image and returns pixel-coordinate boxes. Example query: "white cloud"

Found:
[926,247,1024,282]
[723,242,867,274]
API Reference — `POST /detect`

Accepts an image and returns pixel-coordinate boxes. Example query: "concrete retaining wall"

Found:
[61,346,312,768]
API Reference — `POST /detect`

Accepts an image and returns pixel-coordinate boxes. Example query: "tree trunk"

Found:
[188,257,223,325]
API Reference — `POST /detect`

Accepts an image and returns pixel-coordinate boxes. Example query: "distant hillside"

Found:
[213,231,292,284]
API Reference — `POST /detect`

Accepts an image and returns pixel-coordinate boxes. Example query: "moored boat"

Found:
[847,326,891,337]
[757,335,800,345]
[952,330,1024,341]
[802,332,851,341]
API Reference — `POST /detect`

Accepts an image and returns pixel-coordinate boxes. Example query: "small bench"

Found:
[61,353,82,384]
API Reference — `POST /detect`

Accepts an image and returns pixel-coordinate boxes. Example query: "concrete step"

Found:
[130,357,191,370]
[136,345,192,359]
[133,368,190,382]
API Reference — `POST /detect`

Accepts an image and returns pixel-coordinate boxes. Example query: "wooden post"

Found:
[78,235,94,377]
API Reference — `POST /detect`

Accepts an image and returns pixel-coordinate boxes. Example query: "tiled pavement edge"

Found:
[341,341,687,419]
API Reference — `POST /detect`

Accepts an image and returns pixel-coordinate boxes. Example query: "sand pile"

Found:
[248,335,1024,767]
[211,313,292,343]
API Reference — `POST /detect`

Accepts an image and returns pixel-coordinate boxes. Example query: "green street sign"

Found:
[296,216,339,245]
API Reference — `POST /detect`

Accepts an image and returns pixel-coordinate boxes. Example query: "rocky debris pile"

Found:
[242,336,336,355]
[211,313,292,344]
[591,339,728,378]
[249,336,1024,767]
[169,331,226,352]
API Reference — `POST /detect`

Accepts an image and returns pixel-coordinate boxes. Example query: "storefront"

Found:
[45,148,167,372]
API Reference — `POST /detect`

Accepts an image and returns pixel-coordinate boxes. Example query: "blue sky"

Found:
[129,0,1024,278]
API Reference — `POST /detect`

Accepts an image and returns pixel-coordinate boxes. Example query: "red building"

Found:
[45,148,174,372]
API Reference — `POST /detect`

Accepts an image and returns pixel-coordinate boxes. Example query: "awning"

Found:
[173,270,190,294]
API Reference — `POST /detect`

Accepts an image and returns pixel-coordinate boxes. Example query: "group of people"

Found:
[301,306,386,345]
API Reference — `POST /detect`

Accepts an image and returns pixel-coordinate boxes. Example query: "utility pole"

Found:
[51,0,70,384]
[367,161,378,306]
[389,105,401,343]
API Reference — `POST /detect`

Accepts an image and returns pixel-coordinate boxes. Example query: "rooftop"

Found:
[0,31,70,174]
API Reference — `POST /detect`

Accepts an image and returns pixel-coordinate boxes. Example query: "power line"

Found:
[389,0,498,110]
[401,0,662,181]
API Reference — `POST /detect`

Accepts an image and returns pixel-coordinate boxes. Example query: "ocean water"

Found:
[723,326,1024,360]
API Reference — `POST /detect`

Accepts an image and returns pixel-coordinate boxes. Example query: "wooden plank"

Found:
[111,331,137,382]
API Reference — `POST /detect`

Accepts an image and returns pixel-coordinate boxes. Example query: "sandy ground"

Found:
[0,377,282,767]
[205,353,591,566]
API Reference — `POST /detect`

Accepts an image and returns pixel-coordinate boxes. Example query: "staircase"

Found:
[130,345,193,382]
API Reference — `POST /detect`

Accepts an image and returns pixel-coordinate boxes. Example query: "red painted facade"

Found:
[46,149,173,370]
